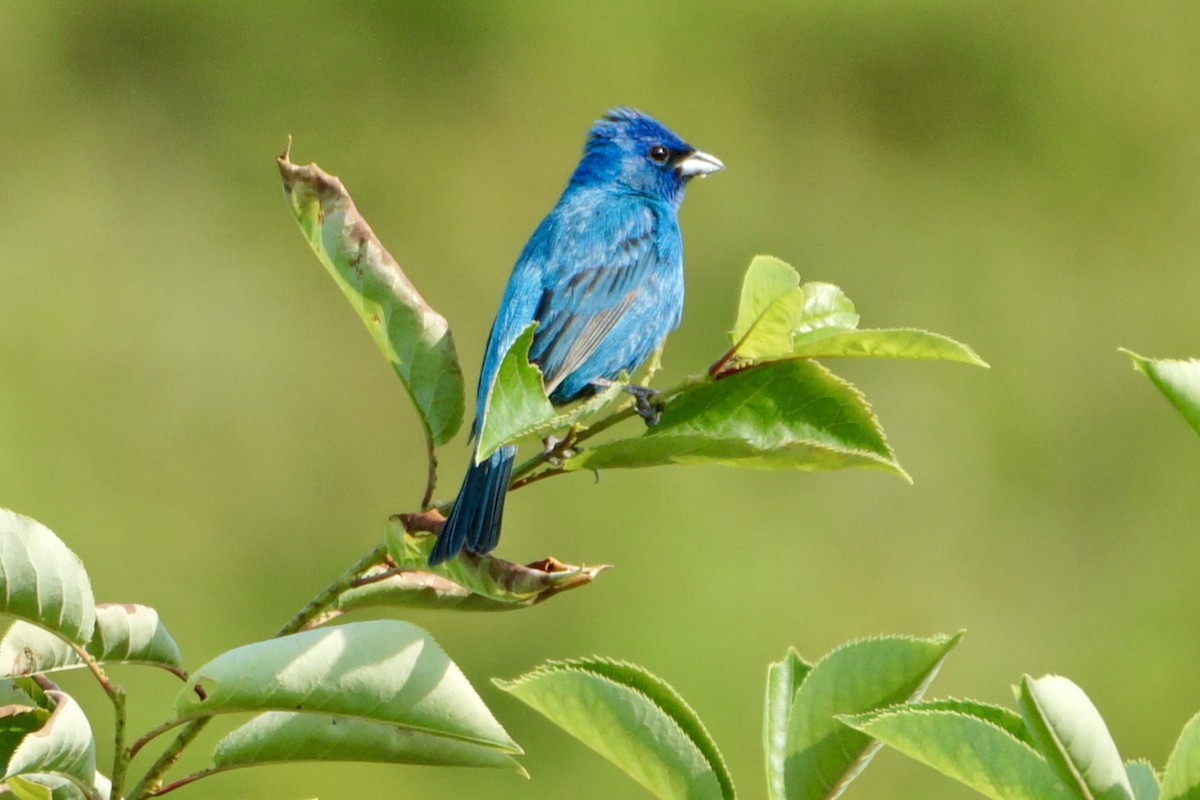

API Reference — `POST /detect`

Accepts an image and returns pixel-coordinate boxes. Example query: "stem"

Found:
[275,542,389,637]
[145,766,225,797]
[421,431,438,510]
[129,718,187,759]
[128,719,209,800]
[73,646,129,800]
[506,370,712,489]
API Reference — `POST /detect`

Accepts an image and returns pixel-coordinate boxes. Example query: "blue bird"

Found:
[429,108,723,565]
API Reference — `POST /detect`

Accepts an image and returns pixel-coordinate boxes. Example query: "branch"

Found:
[71,645,129,800]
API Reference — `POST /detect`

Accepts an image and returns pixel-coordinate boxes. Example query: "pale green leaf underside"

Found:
[1162,711,1200,800]
[0,510,95,647]
[764,649,813,800]
[1125,760,1161,800]
[0,605,183,678]
[5,691,95,787]
[497,658,735,800]
[213,711,526,775]
[565,359,907,479]
[1123,350,1200,438]
[278,151,464,446]
[1017,674,1133,800]
[178,619,518,754]
[780,633,961,800]
[845,705,1075,800]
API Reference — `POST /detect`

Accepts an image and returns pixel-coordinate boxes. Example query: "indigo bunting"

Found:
[430,108,723,565]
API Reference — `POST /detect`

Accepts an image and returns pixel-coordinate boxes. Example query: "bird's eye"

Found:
[648,145,670,164]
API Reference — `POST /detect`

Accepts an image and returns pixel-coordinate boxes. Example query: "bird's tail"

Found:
[429,445,517,566]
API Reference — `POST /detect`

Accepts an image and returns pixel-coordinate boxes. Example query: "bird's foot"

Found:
[624,384,663,427]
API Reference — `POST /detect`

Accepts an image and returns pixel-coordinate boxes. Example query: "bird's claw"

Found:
[624,384,663,427]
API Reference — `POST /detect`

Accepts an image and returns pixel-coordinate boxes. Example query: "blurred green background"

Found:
[3,2,1199,797]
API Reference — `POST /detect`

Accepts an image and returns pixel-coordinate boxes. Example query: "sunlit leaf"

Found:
[1125,760,1161,800]
[5,691,94,788]
[0,605,184,678]
[775,633,960,800]
[1016,674,1132,800]
[496,658,735,800]
[1123,350,1200,438]
[565,360,907,479]
[178,620,519,754]
[213,711,526,775]
[790,328,987,366]
[1161,710,1200,800]
[278,149,465,446]
[732,255,800,344]
[844,703,1074,800]
[0,510,95,647]
[764,648,812,800]
[4,772,108,800]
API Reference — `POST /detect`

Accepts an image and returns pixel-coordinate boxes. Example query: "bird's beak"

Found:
[676,149,725,178]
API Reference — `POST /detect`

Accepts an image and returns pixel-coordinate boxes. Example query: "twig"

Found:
[72,646,129,800]
[275,542,389,637]
[145,766,225,797]
[421,432,438,510]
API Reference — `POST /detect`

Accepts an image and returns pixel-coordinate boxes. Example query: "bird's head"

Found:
[570,107,723,204]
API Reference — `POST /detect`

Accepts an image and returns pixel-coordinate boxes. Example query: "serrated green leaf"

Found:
[1126,760,1161,800]
[213,711,526,775]
[0,605,184,678]
[1016,674,1132,800]
[177,620,518,753]
[1123,350,1200,438]
[0,510,95,647]
[778,633,960,800]
[370,521,607,611]
[565,359,907,479]
[278,150,465,447]
[1162,711,1200,800]
[496,658,735,800]
[844,704,1075,800]
[794,282,860,335]
[5,691,94,787]
[764,648,812,800]
[732,255,801,344]
[790,328,988,366]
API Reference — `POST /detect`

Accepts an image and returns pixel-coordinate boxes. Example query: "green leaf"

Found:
[5,691,95,787]
[1016,674,1133,800]
[844,703,1075,800]
[474,323,628,461]
[365,520,608,611]
[496,658,735,800]
[790,328,988,366]
[776,633,960,800]
[1162,711,1200,800]
[0,605,184,678]
[565,359,908,479]
[0,510,95,647]
[278,149,465,447]
[5,772,108,800]
[728,258,861,362]
[0,705,48,770]
[213,711,526,775]
[1123,350,1200,438]
[177,620,519,754]
[1126,760,1161,800]
[794,282,860,335]
[732,255,801,343]
[764,648,812,800]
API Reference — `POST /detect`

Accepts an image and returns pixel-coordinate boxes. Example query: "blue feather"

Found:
[431,108,722,565]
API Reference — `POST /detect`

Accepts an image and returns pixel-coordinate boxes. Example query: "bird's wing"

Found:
[529,205,660,393]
